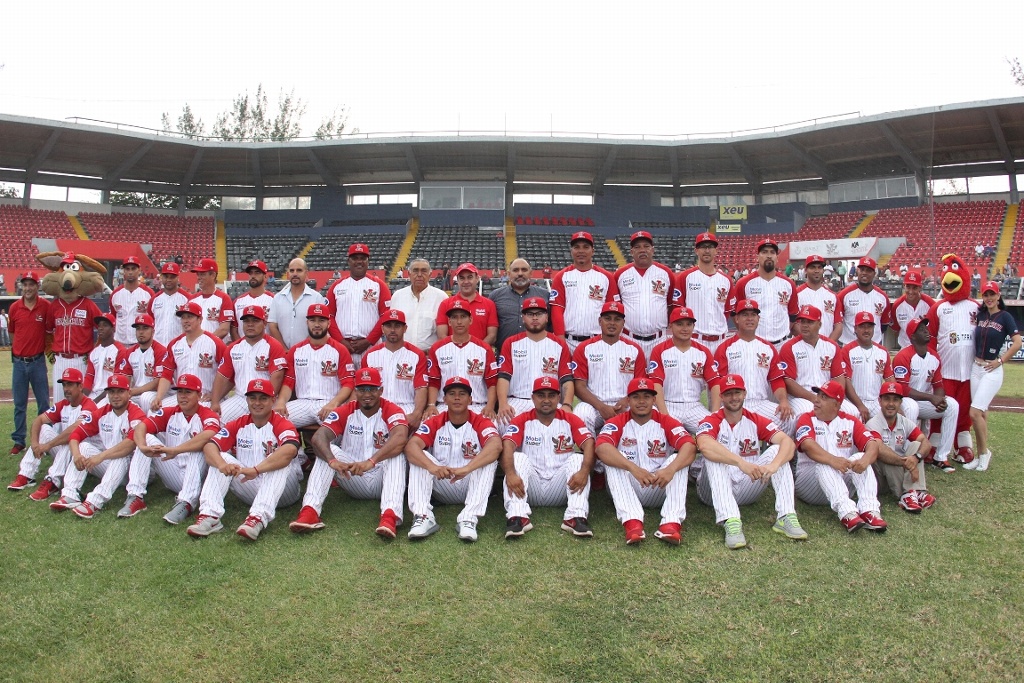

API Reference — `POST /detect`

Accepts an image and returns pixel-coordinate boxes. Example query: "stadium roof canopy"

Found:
[1,98,1022,199]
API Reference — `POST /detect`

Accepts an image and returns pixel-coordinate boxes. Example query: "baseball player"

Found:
[832,257,892,345]
[614,231,674,358]
[434,263,498,345]
[83,313,129,406]
[890,271,935,349]
[8,270,51,456]
[8,368,98,500]
[362,309,429,429]
[275,303,355,430]
[549,231,619,354]
[48,373,146,518]
[125,373,221,523]
[150,301,227,410]
[326,243,392,365]
[649,307,716,433]
[866,381,936,514]
[501,376,596,539]
[572,302,646,435]
[671,231,732,355]
[119,314,166,414]
[694,374,807,549]
[189,258,234,339]
[186,379,303,540]
[595,377,696,545]
[404,376,502,542]
[231,259,275,339]
[46,253,103,403]
[712,300,795,435]
[148,262,190,346]
[838,312,895,422]
[209,305,287,423]
[793,380,888,533]
[496,297,574,428]
[796,255,838,339]
[109,256,154,345]
[289,367,410,538]
[729,239,798,348]
[778,305,852,418]
[425,301,497,419]
[892,318,959,471]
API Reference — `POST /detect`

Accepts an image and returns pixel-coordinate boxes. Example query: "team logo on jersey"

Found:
[647,439,667,458]
[135,300,148,313]
[691,361,704,378]
[836,430,853,448]
[716,287,729,303]
[874,359,886,375]
[102,357,116,372]
[542,357,559,374]
[926,369,935,384]
[466,359,485,376]
[396,363,414,380]
[198,353,214,369]
[144,361,156,378]
[620,436,637,448]
[738,438,759,457]
[696,421,714,436]
[461,441,479,459]
[205,307,220,322]
[588,285,605,301]
[819,355,832,372]
[756,352,770,369]
[778,361,789,372]
[652,280,667,296]
[875,302,884,316]
[504,424,520,436]
[254,355,270,371]
[362,289,379,303]
[416,423,431,435]
[619,357,635,374]
[778,291,790,305]
[795,424,811,441]
[215,427,230,439]
[824,299,835,314]
[524,435,543,448]
[949,331,959,345]
[263,440,277,457]
[372,430,387,449]
[969,310,978,326]
[552,434,575,454]
[321,360,338,376]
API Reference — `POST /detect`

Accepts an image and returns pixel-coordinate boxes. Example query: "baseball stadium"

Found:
[2,96,1023,681]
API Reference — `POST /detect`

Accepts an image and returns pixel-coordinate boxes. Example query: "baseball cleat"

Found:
[72,501,99,519]
[975,451,992,471]
[236,515,265,541]
[7,474,35,491]
[10,444,25,455]
[504,516,533,539]
[457,520,478,542]
[163,500,193,525]
[952,446,975,465]
[723,517,746,549]
[117,495,147,518]
[560,517,593,538]
[408,514,439,540]
[930,459,955,473]
[49,495,80,511]
[186,514,224,537]
[841,513,866,533]
[375,509,399,539]
[916,490,937,509]
[654,522,681,546]
[860,511,888,533]
[289,506,326,533]
[28,479,58,501]
[772,513,808,540]
[623,519,646,545]
[898,491,923,514]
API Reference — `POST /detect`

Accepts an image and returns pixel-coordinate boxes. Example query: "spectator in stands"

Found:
[491,258,549,353]
[835,261,847,281]
[975,244,984,258]
[268,258,327,349]
[387,257,447,352]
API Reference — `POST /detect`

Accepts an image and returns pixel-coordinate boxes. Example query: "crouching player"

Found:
[866,381,936,514]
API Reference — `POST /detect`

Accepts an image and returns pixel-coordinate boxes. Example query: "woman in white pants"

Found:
[966,282,1021,471]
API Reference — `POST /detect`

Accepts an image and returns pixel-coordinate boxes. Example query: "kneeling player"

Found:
[186,379,303,540]
[866,381,935,514]
[501,377,596,539]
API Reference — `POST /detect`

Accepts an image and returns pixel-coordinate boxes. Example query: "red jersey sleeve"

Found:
[596,413,628,447]
[748,411,783,442]
[267,337,288,374]
[468,411,500,442]
[891,347,913,386]
[212,420,241,452]
[270,412,301,447]
[497,336,515,376]
[571,341,590,381]
[411,344,429,390]
[196,406,222,432]
[426,340,444,387]
[786,278,799,316]
[555,337,573,381]
[501,412,530,448]
[380,400,410,430]
[648,343,667,383]
[694,412,722,439]
[602,267,620,302]
[321,402,359,437]
[283,347,298,390]
[850,416,879,451]
[217,344,236,381]
[414,413,446,448]
[877,344,894,379]
[83,354,97,392]
[657,412,694,449]
[144,407,175,433]
[483,344,498,387]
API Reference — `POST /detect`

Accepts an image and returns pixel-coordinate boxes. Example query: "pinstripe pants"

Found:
[696,445,796,523]
[125,434,207,507]
[18,424,71,484]
[605,453,688,526]
[407,452,498,524]
[794,455,879,519]
[59,441,129,508]
[503,451,590,520]
[299,445,407,521]
[197,453,302,525]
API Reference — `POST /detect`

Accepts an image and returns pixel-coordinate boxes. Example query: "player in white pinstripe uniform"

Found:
[778,305,854,418]
[890,271,934,349]
[614,231,674,359]
[595,377,696,545]
[126,373,221,524]
[671,232,732,355]
[210,305,287,423]
[572,302,646,435]
[496,297,574,429]
[231,260,275,341]
[694,374,807,549]
[120,314,166,414]
[501,376,596,539]
[712,300,795,435]
[326,243,392,366]
[832,257,892,346]
[838,312,896,422]
[793,380,888,533]
[866,381,936,514]
[649,307,715,433]
[549,231,620,355]
[108,256,153,345]
[186,379,303,540]
[147,262,189,347]
[190,258,234,340]
[150,301,227,409]
[405,376,502,542]
[274,303,354,430]
[795,255,838,339]
[289,367,410,538]
[729,239,798,348]
[84,313,129,406]
[425,301,497,418]
[362,309,430,430]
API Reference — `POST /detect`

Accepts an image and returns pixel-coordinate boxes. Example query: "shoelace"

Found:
[724,518,742,535]
[782,513,802,528]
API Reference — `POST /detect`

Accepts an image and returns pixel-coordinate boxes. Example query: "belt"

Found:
[693,332,723,342]
[568,334,590,342]
[56,353,84,359]
[13,353,44,363]
[630,332,662,342]
[769,336,791,345]
[975,358,999,365]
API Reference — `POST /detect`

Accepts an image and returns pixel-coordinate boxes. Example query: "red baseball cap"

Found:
[123,256,142,266]
[443,376,473,393]
[627,377,658,395]
[176,301,203,318]
[880,381,905,397]
[522,297,548,312]
[161,262,181,275]
[569,231,594,245]
[857,257,877,271]
[348,243,370,257]
[720,374,746,392]
[732,299,760,315]
[380,309,407,324]
[903,271,923,286]
[906,317,926,338]
[805,254,826,267]
[796,305,822,322]
[601,302,625,316]
[245,259,268,273]
[59,368,85,384]
[670,307,696,323]
[630,231,654,245]
[190,258,219,274]
[239,305,267,321]
[245,378,275,396]
[106,373,131,390]
[446,299,472,316]
[756,238,779,253]
[854,311,875,326]
[813,380,846,403]
[453,263,479,277]
[532,376,560,393]
[173,374,203,392]
[306,303,330,319]
[20,271,40,283]
[355,367,383,388]
[93,312,117,326]
[694,232,718,247]
[132,313,155,328]
[60,252,77,265]
[982,281,1002,296]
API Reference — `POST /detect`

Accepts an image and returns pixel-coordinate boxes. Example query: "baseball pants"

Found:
[503,451,590,520]
[697,445,796,523]
[18,423,71,485]
[282,398,330,429]
[125,434,207,508]
[58,441,130,509]
[197,453,302,525]
[11,353,49,447]
[665,401,710,479]
[970,362,1002,412]
[795,455,880,520]
[873,460,928,498]
[52,354,88,403]
[744,399,795,437]
[573,402,613,436]
[914,400,959,461]
[605,453,688,526]
[300,445,407,520]
[627,333,665,362]
[407,452,498,525]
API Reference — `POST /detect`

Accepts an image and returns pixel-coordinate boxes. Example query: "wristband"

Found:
[368,458,377,467]
[253,465,260,476]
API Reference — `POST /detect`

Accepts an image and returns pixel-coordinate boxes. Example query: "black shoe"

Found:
[930,459,956,473]
[560,517,594,538]
[504,516,532,539]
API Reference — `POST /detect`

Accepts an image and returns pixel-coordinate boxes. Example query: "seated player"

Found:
[866,381,935,514]
[778,305,852,418]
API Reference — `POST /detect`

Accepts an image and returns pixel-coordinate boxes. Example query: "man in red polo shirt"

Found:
[435,263,498,345]
[9,271,51,455]
[46,253,103,403]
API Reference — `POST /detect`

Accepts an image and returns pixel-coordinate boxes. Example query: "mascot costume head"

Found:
[937,253,973,302]
[35,251,108,302]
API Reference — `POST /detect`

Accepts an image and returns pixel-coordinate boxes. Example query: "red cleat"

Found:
[10,444,25,455]
[375,509,399,539]
[841,513,866,533]
[28,479,58,501]
[916,490,937,509]
[654,522,682,545]
[898,491,922,514]
[623,519,645,545]
[860,511,888,532]
[952,446,975,465]
[7,474,35,491]
[289,505,325,533]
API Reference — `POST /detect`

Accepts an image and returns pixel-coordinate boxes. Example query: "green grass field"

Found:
[2,354,1023,681]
